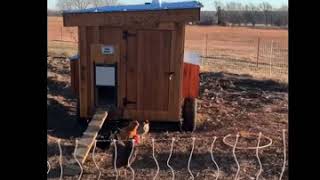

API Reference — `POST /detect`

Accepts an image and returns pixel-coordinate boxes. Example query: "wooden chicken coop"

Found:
[63,1,202,132]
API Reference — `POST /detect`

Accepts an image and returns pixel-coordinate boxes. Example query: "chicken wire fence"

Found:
[185,34,288,81]
[47,23,78,43]
[47,129,287,180]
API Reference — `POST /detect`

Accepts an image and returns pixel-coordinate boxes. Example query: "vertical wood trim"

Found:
[90,26,100,111]
[119,30,126,110]
[79,26,88,117]
[75,60,79,96]
[136,31,143,118]
[179,24,186,115]
[168,30,176,119]
[172,23,185,119]
[126,29,138,111]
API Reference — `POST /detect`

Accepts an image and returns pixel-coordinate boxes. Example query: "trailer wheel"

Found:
[76,99,88,131]
[182,97,197,132]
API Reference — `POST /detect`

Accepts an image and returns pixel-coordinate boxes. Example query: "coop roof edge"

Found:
[63,1,202,14]
[68,54,80,61]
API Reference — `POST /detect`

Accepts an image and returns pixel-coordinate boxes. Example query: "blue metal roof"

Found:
[68,54,79,61]
[63,1,202,14]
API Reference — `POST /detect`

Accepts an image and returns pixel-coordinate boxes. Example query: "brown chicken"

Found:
[112,120,140,169]
[116,120,140,141]
[112,140,137,169]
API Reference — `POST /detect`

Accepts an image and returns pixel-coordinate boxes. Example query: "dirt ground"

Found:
[47,51,288,179]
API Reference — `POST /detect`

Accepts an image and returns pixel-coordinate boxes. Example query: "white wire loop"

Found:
[233,133,240,180]
[255,132,263,180]
[152,138,160,180]
[92,140,102,180]
[47,161,51,175]
[187,137,196,180]
[113,139,119,180]
[48,132,283,180]
[210,136,220,180]
[223,133,272,150]
[58,139,63,180]
[127,139,136,180]
[73,139,83,180]
[167,137,175,180]
[279,129,286,180]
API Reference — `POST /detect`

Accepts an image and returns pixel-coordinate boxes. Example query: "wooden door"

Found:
[124,30,175,120]
[123,30,137,109]
[136,30,172,119]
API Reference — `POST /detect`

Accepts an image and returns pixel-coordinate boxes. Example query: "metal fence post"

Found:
[269,40,274,76]
[257,37,260,68]
[61,26,63,41]
[205,34,208,58]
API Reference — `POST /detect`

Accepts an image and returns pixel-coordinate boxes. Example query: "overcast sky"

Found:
[48,0,288,11]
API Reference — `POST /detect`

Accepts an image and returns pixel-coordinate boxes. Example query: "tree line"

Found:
[198,1,288,27]
[48,0,288,27]
[56,0,119,10]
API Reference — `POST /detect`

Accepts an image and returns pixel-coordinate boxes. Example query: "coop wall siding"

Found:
[70,60,79,96]
[79,26,89,117]
[77,24,187,120]
[170,23,185,119]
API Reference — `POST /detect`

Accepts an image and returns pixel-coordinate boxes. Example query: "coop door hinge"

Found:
[123,97,137,106]
[122,31,136,40]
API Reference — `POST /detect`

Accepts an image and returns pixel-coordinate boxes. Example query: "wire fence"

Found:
[185,33,288,81]
[47,19,78,43]
[47,19,288,81]
[47,130,287,180]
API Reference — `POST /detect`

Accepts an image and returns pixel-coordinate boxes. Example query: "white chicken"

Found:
[137,120,150,143]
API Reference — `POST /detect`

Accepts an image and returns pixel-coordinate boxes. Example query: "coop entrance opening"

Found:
[95,64,117,107]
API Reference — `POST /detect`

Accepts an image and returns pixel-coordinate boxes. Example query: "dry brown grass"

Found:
[48,41,78,57]
[184,26,288,83]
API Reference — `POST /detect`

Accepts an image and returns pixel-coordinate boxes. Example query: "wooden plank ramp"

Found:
[76,109,108,164]
[64,109,108,176]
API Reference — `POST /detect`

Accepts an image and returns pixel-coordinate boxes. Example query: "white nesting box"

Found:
[95,66,115,86]
[184,51,201,66]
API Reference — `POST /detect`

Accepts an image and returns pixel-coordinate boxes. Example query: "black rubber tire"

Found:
[182,97,197,132]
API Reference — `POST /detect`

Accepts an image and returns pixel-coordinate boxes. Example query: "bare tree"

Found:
[259,2,273,26]
[57,0,119,10]
[90,0,105,7]
[214,0,224,10]
[243,5,251,26]
[73,0,90,9]
[90,0,119,8]
[243,3,259,27]
[225,2,243,11]
[278,4,288,11]
[259,2,273,11]
[225,2,243,26]
[56,0,73,10]
[214,0,226,25]
[273,4,288,26]
[214,1,226,25]
[57,0,91,10]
